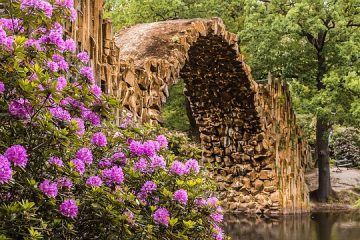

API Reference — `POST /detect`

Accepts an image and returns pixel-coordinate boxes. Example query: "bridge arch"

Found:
[110,18,310,215]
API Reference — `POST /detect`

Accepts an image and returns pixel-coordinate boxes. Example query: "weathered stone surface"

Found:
[68,0,311,215]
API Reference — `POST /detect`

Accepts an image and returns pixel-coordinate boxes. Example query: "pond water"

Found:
[224,212,360,240]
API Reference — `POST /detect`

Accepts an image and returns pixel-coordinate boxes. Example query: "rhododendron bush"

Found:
[0,0,224,239]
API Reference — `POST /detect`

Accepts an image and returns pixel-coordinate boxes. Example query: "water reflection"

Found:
[224,212,360,240]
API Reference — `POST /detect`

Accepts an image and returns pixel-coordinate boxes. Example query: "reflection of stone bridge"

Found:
[70,2,310,215]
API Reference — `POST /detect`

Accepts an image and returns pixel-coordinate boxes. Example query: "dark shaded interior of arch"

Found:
[180,34,262,173]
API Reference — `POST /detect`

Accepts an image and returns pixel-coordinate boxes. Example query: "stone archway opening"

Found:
[160,79,200,140]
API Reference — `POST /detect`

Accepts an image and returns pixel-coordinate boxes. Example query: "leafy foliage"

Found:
[162,80,191,133]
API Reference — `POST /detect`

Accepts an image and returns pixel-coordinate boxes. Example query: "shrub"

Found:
[0,1,224,239]
[330,127,360,167]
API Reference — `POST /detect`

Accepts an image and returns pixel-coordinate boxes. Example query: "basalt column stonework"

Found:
[66,1,310,215]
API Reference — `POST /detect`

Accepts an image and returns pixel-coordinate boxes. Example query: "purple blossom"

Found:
[9,98,33,119]
[4,145,28,168]
[86,176,103,187]
[207,197,219,207]
[39,179,58,198]
[73,118,85,136]
[150,155,166,171]
[20,0,53,18]
[0,155,12,184]
[210,213,224,223]
[56,76,67,91]
[173,189,188,205]
[124,210,135,224]
[48,156,64,167]
[170,161,188,176]
[194,198,207,206]
[212,224,223,240]
[77,51,89,63]
[0,81,5,94]
[69,8,77,21]
[0,18,23,32]
[52,54,64,62]
[153,207,170,226]
[140,181,157,195]
[57,59,69,71]
[71,158,85,175]
[57,177,73,189]
[112,152,126,164]
[102,166,124,184]
[80,107,101,126]
[80,67,95,83]
[48,27,64,50]
[156,135,168,149]
[75,148,93,165]
[129,140,144,156]
[64,39,76,53]
[185,159,200,174]
[90,84,102,97]
[142,140,159,157]
[98,158,113,168]
[0,26,14,50]
[134,158,148,172]
[47,61,59,72]
[91,132,107,147]
[49,106,71,122]
[55,0,74,8]
[59,199,78,218]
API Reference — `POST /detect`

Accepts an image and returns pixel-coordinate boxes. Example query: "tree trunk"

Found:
[316,117,331,202]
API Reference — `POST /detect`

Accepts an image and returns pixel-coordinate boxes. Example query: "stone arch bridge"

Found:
[68,2,310,215]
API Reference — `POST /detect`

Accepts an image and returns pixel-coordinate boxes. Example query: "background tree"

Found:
[239,0,360,201]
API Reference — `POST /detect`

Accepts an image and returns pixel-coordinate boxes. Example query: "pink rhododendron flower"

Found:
[150,155,166,171]
[80,66,95,83]
[77,51,89,63]
[86,176,103,187]
[59,199,78,218]
[56,76,67,91]
[112,152,126,164]
[71,158,85,175]
[134,158,148,172]
[210,213,224,223]
[90,84,102,97]
[185,159,200,174]
[48,156,64,167]
[9,98,33,119]
[72,118,85,136]
[153,207,170,226]
[75,148,93,165]
[91,132,107,147]
[20,0,53,18]
[49,106,71,122]
[64,39,76,53]
[4,145,28,167]
[173,189,188,204]
[55,0,74,8]
[0,155,12,184]
[156,135,168,148]
[170,161,188,176]
[0,81,5,94]
[39,179,58,198]
[102,166,124,184]
[57,177,73,189]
